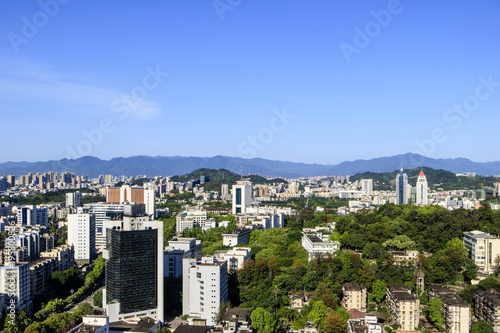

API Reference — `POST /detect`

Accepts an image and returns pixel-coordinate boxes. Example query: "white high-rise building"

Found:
[16,206,48,227]
[463,230,500,274]
[360,179,373,196]
[85,203,124,250]
[66,191,83,207]
[415,170,428,205]
[221,184,229,197]
[68,211,96,265]
[0,263,32,314]
[396,168,408,205]
[183,256,228,326]
[232,181,252,215]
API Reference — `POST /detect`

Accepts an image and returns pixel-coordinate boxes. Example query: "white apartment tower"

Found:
[68,211,96,265]
[416,170,428,205]
[232,181,252,215]
[66,191,83,207]
[0,263,32,314]
[183,256,228,326]
[360,179,373,196]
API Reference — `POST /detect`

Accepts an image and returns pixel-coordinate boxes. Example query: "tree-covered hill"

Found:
[350,167,499,191]
[170,168,287,193]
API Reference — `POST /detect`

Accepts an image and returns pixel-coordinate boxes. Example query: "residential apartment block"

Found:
[386,285,420,331]
[302,233,339,261]
[475,289,500,332]
[342,283,367,312]
[463,230,500,274]
[183,256,228,326]
[428,285,470,333]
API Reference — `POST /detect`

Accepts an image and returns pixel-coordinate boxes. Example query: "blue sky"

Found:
[0,0,499,165]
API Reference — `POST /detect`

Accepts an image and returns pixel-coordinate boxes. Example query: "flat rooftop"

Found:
[109,316,157,332]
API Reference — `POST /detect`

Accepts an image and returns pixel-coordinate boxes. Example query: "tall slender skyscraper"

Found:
[416,170,428,205]
[396,168,408,205]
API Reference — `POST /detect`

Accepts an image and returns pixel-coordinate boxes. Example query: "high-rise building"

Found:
[86,203,125,250]
[16,206,49,227]
[415,170,428,205]
[0,177,7,192]
[66,191,83,207]
[232,181,252,215]
[221,184,229,197]
[183,256,228,326]
[7,175,15,188]
[360,179,373,196]
[103,213,164,322]
[396,168,408,205]
[68,211,96,265]
[0,263,33,314]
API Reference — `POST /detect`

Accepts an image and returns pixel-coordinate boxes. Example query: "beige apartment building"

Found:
[429,285,470,333]
[386,285,420,331]
[342,283,367,312]
[463,230,500,274]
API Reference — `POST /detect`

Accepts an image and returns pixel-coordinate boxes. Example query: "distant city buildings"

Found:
[66,191,82,207]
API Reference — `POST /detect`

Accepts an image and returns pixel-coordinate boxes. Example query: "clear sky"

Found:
[0,0,499,165]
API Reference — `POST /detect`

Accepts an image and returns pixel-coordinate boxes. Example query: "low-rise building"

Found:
[222,229,252,247]
[40,244,74,271]
[213,247,251,271]
[302,233,339,261]
[67,315,109,333]
[347,314,382,333]
[386,285,419,332]
[289,292,316,313]
[343,283,367,312]
[164,237,202,278]
[213,308,252,333]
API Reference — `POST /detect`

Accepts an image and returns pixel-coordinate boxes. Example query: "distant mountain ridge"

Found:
[1,153,500,178]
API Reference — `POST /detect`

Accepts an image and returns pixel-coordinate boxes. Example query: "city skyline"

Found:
[1,1,499,164]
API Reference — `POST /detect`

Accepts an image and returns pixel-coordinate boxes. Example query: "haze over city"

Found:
[1,1,499,165]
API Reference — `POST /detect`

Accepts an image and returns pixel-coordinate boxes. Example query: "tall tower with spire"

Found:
[416,169,429,205]
[396,167,408,205]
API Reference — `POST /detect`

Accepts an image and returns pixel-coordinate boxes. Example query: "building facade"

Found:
[396,168,408,205]
[68,212,96,265]
[342,283,367,313]
[416,170,428,205]
[463,230,500,274]
[182,256,228,326]
[232,181,252,215]
[386,285,419,331]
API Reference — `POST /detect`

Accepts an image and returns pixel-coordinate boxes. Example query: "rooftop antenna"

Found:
[241,165,243,180]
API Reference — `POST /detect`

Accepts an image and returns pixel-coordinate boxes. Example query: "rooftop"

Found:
[464,230,498,239]
[174,325,208,333]
[109,316,157,332]
[344,283,366,291]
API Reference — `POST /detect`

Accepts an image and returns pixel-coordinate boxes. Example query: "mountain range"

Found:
[1,153,500,178]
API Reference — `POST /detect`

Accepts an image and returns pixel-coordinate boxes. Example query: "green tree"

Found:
[2,310,31,333]
[372,280,386,303]
[428,297,444,331]
[471,320,493,333]
[250,307,279,333]
[93,289,103,307]
[307,300,328,326]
